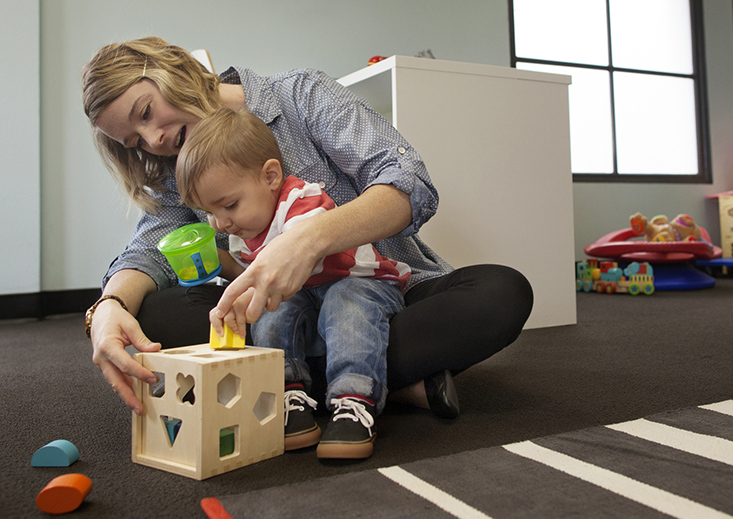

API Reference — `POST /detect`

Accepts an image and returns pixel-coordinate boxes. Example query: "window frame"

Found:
[508,0,711,184]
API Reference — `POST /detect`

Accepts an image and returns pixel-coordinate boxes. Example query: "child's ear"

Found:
[262,159,283,191]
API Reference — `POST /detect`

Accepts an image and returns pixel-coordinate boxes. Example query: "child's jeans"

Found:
[250,277,404,415]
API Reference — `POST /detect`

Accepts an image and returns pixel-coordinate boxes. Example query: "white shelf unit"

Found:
[339,56,576,329]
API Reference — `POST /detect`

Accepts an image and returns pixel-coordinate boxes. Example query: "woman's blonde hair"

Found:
[82,36,222,212]
[177,108,284,209]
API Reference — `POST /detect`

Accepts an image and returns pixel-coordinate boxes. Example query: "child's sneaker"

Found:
[284,383,321,451]
[316,395,376,459]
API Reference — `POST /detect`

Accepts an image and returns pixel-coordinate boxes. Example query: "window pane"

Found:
[513,0,609,66]
[614,72,698,175]
[609,0,693,74]
[518,62,614,174]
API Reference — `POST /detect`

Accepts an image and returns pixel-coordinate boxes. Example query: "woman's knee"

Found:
[461,264,534,335]
[481,264,533,313]
[417,264,533,316]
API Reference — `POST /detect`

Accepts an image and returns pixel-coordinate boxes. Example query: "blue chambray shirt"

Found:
[103,66,453,292]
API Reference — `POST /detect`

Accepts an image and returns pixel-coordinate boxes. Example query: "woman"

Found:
[82,37,533,418]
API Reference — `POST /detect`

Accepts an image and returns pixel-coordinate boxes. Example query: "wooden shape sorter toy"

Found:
[131,341,284,480]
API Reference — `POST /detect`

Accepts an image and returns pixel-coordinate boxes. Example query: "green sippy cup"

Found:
[157,223,222,286]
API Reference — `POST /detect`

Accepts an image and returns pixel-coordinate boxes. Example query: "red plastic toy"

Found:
[584,227,721,263]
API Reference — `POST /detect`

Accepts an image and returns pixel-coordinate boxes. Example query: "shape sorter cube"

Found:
[131,343,284,480]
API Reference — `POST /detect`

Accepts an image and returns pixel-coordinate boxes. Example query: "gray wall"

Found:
[1,1,40,294]
[4,0,733,295]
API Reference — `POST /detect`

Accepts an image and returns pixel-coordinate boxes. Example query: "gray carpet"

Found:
[2,277,732,518]
[203,401,733,518]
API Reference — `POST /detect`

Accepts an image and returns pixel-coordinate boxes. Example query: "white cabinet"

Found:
[339,56,576,329]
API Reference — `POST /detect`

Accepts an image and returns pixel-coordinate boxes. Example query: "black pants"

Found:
[137,264,533,391]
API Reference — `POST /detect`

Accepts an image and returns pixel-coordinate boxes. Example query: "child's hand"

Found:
[210,285,256,338]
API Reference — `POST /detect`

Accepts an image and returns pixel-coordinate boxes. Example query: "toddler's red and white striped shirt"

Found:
[229,175,411,291]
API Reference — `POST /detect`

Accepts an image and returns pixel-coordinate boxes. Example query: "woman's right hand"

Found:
[88,270,161,415]
[90,299,162,415]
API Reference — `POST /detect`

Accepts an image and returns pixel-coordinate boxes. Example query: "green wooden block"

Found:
[220,428,235,457]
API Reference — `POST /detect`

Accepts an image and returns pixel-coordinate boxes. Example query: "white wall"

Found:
[4,0,733,295]
[0,0,40,295]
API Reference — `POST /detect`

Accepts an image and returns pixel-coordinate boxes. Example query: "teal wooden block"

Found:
[31,439,80,467]
[163,417,182,446]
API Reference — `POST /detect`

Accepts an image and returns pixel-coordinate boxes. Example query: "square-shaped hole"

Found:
[150,372,165,398]
[220,425,239,458]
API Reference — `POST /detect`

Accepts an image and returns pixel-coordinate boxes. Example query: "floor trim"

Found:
[0,289,101,319]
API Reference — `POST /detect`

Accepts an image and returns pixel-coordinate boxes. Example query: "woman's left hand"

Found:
[210,225,318,337]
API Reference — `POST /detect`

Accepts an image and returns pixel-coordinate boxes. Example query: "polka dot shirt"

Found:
[103,66,453,291]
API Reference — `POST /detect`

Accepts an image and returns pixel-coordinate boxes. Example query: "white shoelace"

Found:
[284,389,318,426]
[330,397,375,436]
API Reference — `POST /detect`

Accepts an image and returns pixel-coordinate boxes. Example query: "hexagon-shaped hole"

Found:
[218,374,241,408]
[253,392,277,425]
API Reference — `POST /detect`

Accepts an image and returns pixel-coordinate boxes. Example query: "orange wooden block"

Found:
[36,473,92,514]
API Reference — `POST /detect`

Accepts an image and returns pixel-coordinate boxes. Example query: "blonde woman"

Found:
[82,37,533,420]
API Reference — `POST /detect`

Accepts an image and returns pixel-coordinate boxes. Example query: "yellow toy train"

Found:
[576,258,655,295]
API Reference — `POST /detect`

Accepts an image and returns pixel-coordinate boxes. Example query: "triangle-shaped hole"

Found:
[161,415,182,447]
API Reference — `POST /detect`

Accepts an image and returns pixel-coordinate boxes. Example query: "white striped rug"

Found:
[202,400,733,518]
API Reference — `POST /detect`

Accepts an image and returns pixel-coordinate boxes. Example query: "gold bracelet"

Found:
[85,295,128,339]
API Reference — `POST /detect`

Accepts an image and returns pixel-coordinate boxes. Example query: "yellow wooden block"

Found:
[209,323,245,350]
[131,343,284,480]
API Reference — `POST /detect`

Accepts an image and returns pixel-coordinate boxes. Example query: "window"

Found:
[509,0,710,183]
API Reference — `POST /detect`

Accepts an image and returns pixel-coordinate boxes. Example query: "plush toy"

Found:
[630,212,702,242]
